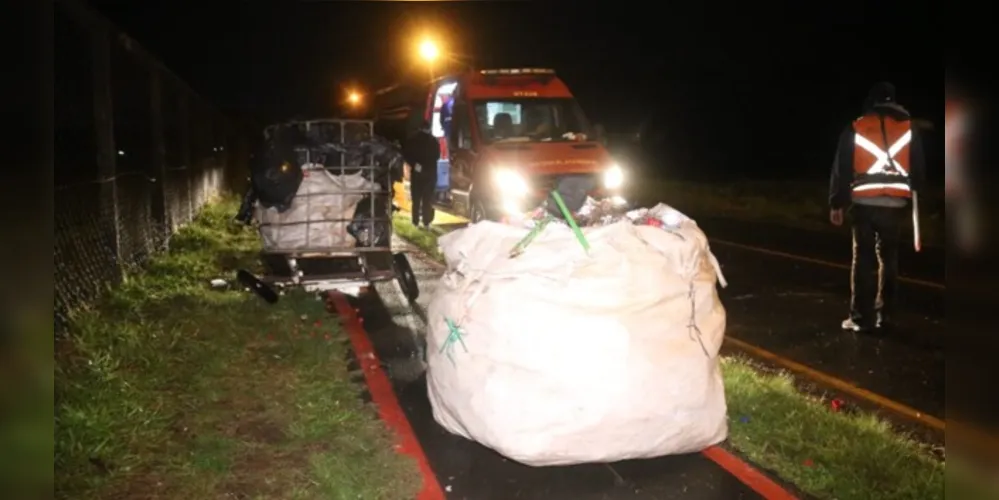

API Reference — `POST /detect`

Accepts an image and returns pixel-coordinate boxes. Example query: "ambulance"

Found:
[377,68,626,222]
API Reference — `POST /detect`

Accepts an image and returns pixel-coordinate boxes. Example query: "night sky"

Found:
[85,0,941,182]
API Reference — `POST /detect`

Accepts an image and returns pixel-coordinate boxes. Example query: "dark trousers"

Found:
[410,173,437,227]
[849,204,904,328]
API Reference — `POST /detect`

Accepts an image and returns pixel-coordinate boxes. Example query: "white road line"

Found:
[710,238,945,290]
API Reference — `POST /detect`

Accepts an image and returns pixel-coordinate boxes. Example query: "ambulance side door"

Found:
[449,87,475,193]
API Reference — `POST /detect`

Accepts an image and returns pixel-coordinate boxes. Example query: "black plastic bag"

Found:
[312,136,404,187]
[545,174,596,219]
[251,159,303,212]
[348,195,391,248]
[249,126,306,212]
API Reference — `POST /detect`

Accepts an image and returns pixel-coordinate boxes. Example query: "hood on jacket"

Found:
[867,102,911,121]
[862,82,911,120]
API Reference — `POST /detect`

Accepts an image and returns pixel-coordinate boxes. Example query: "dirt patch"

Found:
[104,467,175,500]
[220,483,253,500]
[234,418,286,444]
[221,449,310,500]
[167,413,195,440]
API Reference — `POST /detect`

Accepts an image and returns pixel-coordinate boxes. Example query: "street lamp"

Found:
[419,39,439,62]
[347,91,361,106]
[418,39,440,82]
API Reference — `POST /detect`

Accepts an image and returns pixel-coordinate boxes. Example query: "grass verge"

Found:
[392,212,444,261]
[637,180,944,247]
[55,198,421,500]
[722,356,943,499]
[392,215,945,500]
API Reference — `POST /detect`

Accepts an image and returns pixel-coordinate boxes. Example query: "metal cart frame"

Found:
[256,118,419,300]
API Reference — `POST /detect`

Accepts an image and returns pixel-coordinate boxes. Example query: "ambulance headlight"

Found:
[494,168,529,197]
[604,164,624,189]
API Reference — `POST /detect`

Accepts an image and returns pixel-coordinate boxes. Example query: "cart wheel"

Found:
[393,253,419,302]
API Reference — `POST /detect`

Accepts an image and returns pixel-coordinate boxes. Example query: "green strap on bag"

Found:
[508,191,591,258]
[440,317,468,365]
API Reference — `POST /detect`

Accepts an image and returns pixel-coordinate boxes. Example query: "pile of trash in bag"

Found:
[425,195,729,466]
[241,120,404,251]
[256,164,380,250]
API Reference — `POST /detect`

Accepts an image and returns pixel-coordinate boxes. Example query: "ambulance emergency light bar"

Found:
[479,68,556,75]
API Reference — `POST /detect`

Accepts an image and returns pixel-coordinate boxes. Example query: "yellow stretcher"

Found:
[393,180,469,225]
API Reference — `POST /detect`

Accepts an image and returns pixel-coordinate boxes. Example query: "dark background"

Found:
[88,0,942,183]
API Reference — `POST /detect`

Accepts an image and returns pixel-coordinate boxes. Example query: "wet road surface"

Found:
[691,214,944,285]
[687,215,944,418]
[715,246,944,416]
[348,237,770,500]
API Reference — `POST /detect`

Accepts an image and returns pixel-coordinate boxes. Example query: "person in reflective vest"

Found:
[828,82,926,332]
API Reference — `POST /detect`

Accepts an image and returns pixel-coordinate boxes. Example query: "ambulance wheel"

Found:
[469,198,495,223]
[393,252,419,302]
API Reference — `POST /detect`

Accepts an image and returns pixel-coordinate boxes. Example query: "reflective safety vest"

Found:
[851,113,912,199]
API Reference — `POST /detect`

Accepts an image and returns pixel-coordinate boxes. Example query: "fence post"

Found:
[178,91,193,223]
[91,23,122,280]
[149,68,170,244]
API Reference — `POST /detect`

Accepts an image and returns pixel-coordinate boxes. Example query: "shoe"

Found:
[423,224,432,230]
[841,318,861,331]
[841,318,874,332]
[875,312,894,330]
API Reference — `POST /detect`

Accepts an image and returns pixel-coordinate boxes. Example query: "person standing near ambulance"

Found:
[403,120,440,229]
[828,82,926,332]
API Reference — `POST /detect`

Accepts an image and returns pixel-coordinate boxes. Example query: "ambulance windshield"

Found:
[473,98,592,144]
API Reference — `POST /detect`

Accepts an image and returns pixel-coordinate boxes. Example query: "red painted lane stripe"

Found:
[702,446,799,500]
[327,291,445,500]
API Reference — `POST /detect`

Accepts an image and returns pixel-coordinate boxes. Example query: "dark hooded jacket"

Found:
[403,128,440,181]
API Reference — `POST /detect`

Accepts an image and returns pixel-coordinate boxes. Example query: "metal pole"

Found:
[91,22,122,279]
[178,93,193,222]
[150,69,170,245]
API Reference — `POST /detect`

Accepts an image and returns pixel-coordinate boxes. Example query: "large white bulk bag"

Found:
[425,206,729,466]
[257,165,376,251]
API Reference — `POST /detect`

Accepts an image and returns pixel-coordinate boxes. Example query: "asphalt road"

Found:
[710,240,944,417]
[691,214,944,285]
[347,236,775,500]
[677,213,944,417]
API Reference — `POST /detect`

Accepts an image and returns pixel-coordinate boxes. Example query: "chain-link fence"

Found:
[54,0,248,333]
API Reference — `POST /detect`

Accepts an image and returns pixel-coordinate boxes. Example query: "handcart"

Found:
[254,118,419,301]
